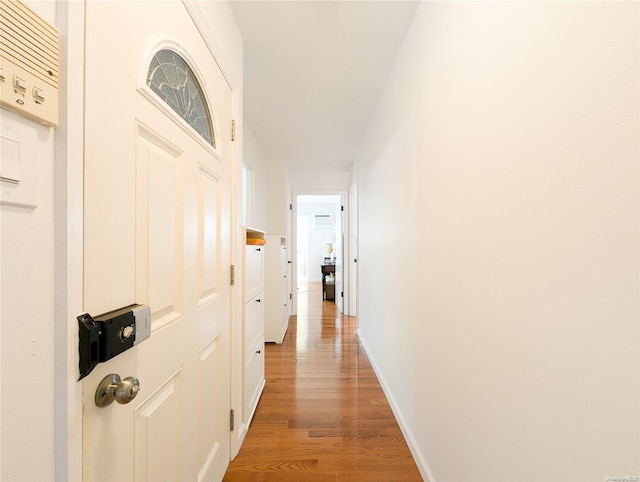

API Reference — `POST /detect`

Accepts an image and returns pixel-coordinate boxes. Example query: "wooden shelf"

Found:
[245,227,266,245]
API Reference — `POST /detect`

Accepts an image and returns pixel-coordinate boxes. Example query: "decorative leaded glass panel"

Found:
[147,49,215,147]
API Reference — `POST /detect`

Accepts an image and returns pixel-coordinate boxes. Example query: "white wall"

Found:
[354,2,639,481]
[1,0,57,479]
[243,122,268,231]
[266,158,289,236]
[242,123,291,237]
[290,169,351,192]
[1,112,56,481]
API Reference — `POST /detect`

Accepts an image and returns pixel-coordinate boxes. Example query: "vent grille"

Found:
[0,0,59,88]
[314,214,335,227]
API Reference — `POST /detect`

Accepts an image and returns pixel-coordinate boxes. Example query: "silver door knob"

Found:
[95,374,140,407]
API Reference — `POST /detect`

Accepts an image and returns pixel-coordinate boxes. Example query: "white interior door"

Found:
[335,225,344,313]
[335,196,345,313]
[82,2,233,481]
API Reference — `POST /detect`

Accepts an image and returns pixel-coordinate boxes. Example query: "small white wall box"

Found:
[1,109,38,208]
[0,0,59,127]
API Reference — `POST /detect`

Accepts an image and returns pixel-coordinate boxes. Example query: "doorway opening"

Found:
[294,194,346,314]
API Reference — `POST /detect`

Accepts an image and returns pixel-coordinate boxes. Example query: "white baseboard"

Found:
[357,330,436,482]
[231,421,247,460]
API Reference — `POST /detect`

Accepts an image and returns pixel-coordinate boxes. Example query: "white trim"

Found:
[348,184,358,317]
[291,190,349,316]
[56,0,85,480]
[137,119,185,158]
[182,0,240,90]
[229,86,244,459]
[357,331,436,482]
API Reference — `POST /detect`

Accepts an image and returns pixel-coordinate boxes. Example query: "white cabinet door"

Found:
[245,245,265,301]
[244,296,264,354]
[265,236,289,343]
[243,241,265,426]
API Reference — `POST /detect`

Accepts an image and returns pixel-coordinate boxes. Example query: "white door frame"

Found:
[60,2,244,478]
[349,184,358,317]
[56,1,85,479]
[291,190,350,315]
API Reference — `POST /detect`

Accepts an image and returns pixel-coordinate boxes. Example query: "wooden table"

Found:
[321,263,335,301]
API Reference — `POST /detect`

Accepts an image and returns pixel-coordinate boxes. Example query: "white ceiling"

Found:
[229,1,419,171]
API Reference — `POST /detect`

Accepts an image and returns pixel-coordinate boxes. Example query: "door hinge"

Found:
[230,265,235,286]
[231,120,236,141]
[230,409,235,431]
[341,291,344,298]
[341,205,344,212]
[289,203,292,210]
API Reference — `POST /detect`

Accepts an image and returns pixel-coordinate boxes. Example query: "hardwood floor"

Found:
[223,282,423,482]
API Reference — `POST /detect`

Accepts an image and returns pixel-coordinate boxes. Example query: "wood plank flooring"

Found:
[223,283,423,482]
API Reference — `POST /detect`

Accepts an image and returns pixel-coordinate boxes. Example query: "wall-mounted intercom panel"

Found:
[78,304,151,380]
[0,0,59,126]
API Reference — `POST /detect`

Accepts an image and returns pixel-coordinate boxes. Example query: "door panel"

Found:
[197,335,223,480]
[82,2,232,480]
[136,124,183,326]
[198,168,221,305]
[134,370,184,481]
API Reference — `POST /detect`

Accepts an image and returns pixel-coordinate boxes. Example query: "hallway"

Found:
[224,283,422,481]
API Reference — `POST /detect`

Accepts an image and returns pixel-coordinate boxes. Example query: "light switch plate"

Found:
[1,108,37,208]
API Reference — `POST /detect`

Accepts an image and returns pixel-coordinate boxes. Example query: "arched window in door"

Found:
[146,49,215,147]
